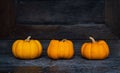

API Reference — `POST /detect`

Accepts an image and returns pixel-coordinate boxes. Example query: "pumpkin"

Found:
[80,36,110,60]
[12,36,42,59]
[47,39,74,59]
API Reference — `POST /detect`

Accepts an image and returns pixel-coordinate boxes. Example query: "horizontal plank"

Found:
[6,24,119,40]
[16,0,104,24]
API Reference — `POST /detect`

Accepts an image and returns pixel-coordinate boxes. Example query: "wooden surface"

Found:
[0,0,120,40]
[4,24,119,40]
[0,0,15,38]
[105,0,120,38]
[0,40,120,73]
[16,0,104,24]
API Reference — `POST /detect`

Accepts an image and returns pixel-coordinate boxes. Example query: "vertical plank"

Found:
[0,0,15,38]
[105,0,120,38]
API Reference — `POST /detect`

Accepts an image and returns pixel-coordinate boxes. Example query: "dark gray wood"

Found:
[0,40,120,73]
[0,0,15,38]
[16,0,104,24]
[0,0,120,40]
[9,24,118,40]
[105,0,120,38]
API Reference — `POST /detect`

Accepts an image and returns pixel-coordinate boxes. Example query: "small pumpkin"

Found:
[47,39,74,59]
[80,36,110,60]
[12,36,42,59]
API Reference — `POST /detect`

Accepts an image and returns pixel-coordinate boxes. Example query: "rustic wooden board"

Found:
[105,0,120,38]
[0,0,120,40]
[0,0,15,37]
[6,24,119,40]
[16,0,104,24]
[0,40,120,73]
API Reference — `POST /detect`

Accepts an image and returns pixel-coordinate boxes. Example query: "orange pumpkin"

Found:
[47,39,74,59]
[12,36,42,59]
[80,36,110,60]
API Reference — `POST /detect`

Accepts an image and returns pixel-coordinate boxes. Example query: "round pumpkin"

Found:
[47,39,74,59]
[12,36,42,59]
[80,36,110,60]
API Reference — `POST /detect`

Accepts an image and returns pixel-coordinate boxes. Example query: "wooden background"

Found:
[0,0,119,39]
[105,0,120,39]
[0,0,15,38]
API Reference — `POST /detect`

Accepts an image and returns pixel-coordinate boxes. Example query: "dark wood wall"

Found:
[0,0,120,39]
[16,0,104,24]
[105,0,120,38]
[0,0,15,38]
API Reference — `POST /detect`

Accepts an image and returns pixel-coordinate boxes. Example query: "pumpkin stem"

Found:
[89,36,96,43]
[61,39,67,42]
[25,36,31,42]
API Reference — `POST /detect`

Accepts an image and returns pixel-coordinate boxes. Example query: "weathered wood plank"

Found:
[7,24,118,40]
[16,0,104,24]
[105,0,120,38]
[0,0,15,38]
